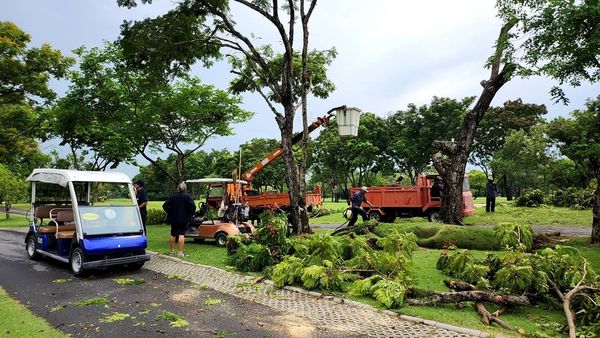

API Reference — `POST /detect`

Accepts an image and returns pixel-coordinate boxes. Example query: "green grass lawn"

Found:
[145,224,230,270]
[0,214,28,228]
[0,286,67,337]
[465,202,592,227]
[311,200,593,227]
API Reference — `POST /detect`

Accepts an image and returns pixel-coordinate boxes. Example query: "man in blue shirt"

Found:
[134,180,148,233]
[348,186,374,227]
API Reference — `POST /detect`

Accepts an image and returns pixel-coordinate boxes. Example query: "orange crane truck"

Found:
[237,113,338,219]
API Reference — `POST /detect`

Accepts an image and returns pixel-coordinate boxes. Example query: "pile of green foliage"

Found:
[226,212,291,272]
[548,187,594,210]
[437,223,600,337]
[515,189,545,207]
[227,216,419,307]
[271,231,418,308]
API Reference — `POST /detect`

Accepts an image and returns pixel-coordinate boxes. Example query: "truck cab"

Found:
[24,169,150,276]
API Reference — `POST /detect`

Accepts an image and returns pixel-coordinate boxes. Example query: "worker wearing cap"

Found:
[134,179,148,232]
[348,186,374,227]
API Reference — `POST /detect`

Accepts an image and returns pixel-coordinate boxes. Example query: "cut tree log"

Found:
[407,290,530,306]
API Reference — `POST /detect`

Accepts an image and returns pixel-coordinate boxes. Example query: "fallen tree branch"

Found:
[534,231,569,247]
[407,290,530,306]
[475,302,516,331]
[444,279,476,291]
[547,277,565,301]
[561,260,600,338]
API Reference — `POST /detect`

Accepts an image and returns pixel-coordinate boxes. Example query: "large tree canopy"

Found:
[0,21,72,171]
[117,0,335,233]
[470,99,547,175]
[48,43,251,182]
[387,97,471,184]
[496,0,600,102]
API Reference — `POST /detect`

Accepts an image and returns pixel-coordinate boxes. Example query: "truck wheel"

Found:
[368,211,382,222]
[70,247,86,277]
[428,211,441,222]
[26,235,40,260]
[215,233,228,247]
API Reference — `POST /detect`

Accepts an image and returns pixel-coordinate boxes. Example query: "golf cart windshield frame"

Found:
[28,170,142,239]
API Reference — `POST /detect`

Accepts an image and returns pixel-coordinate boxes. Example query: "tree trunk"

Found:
[503,175,514,200]
[407,290,529,306]
[431,22,516,224]
[280,113,310,234]
[591,163,600,244]
[436,157,468,225]
[5,203,10,219]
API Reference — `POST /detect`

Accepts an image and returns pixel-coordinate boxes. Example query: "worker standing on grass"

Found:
[486,178,498,213]
[348,186,374,227]
[163,182,196,257]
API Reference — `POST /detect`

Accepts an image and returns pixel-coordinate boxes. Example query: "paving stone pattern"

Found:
[145,254,481,338]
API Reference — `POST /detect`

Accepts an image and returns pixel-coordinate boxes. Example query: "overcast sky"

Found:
[2,0,599,178]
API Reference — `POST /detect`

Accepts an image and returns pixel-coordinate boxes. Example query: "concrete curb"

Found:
[147,251,491,338]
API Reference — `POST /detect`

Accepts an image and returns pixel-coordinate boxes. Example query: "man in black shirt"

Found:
[134,180,148,233]
[486,178,498,212]
[163,182,196,257]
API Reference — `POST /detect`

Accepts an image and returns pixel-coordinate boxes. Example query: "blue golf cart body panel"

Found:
[82,235,147,255]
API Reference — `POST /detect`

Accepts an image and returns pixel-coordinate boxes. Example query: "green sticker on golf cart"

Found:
[82,212,99,221]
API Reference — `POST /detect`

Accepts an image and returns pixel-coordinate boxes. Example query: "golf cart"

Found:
[185,178,256,246]
[24,169,150,276]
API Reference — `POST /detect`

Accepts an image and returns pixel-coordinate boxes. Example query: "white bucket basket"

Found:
[336,106,362,137]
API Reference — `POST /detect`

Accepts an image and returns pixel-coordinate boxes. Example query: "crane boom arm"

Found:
[241,113,334,182]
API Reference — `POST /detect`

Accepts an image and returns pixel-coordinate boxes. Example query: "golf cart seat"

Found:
[38,208,76,234]
[56,231,75,239]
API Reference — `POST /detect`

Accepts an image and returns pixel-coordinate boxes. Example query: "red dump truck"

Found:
[349,175,475,222]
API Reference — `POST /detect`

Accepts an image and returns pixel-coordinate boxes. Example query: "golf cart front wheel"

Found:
[70,247,86,277]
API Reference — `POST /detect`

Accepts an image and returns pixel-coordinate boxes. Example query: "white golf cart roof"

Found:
[186,178,249,185]
[27,169,133,187]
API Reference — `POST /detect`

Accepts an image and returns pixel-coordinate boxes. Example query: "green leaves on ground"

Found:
[113,278,145,285]
[437,243,599,336]
[74,297,110,306]
[202,298,223,306]
[157,310,188,328]
[100,312,130,323]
